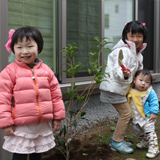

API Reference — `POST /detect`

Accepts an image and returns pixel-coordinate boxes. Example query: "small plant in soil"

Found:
[97,134,109,143]
[55,36,111,160]
[124,134,136,140]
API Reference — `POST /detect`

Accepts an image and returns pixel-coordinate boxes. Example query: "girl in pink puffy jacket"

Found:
[0,27,65,160]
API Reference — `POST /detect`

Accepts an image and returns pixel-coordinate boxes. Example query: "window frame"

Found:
[58,0,105,84]
[135,0,160,81]
[0,0,8,71]
[153,0,160,73]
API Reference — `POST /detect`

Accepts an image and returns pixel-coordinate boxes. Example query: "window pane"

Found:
[8,0,57,72]
[104,0,134,64]
[67,0,101,77]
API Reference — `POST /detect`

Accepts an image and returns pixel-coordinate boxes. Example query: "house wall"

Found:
[152,83,160,101]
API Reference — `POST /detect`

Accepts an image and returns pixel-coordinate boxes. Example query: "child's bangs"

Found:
[128,25,144,35]
[16,31,33,43]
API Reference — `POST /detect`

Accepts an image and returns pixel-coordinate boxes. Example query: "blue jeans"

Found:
[12,153,42,160]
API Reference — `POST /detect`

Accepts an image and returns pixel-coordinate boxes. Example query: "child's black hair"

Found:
[122,21,148,44]
[134,69,152,84]
[10,26,43,54]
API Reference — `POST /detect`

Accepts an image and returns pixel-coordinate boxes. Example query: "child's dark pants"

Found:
[12,153,42,160]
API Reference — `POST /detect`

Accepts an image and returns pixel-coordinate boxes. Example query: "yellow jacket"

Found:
[128,85,159,120]
[127,85,153,119]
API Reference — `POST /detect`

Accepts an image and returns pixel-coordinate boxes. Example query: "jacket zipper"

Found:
[13,102,16,118]
[32,66,42,124]
[13,64,42,123]
[32,69,35,80]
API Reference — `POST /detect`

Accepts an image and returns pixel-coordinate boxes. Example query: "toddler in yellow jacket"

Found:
[127,69,159,159]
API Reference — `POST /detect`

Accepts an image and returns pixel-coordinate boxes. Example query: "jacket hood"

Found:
[112,39,128,51]
[112,39,147,55]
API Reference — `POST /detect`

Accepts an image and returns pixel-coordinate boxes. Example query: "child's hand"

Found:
[52,120,62,133]
[3,126,15,136]
[149,114,157,121]
[122,69,130,79]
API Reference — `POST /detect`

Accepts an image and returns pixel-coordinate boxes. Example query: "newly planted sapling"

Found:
[56,37,111,160]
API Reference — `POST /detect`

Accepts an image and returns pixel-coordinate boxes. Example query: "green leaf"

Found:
[96,68,101,73]
[88,68,93,75]
[64,100,69,106]
[80,111,86,117]
[68,90,74,98]
[88,41,99,45]
[89,52,95,55]
[74,68,83,75]
[63,125,66,137]
[94,36,100,42]
[73,85,79,90]
[89,47,99,52]
[97,75,103,79]
[72,92,78,98]
[59,128,64,136]
[74,121,78,127]
[104,72,110,77]
[63,56,71,62]
[70,52,77,59]
[101,43,108,48]
[62,70,72,77]
[60,49,68,53]
[77,96,85,102]
[100,64,107,68]
[100,37,110,41]
[95,79,101,84]
[89,62,95,67]
[75,44,81,47]
[62,91,70,98]
[58,137,65,146]
[73,62,81,68]
[63,63,72,67]
[67,87,72,94]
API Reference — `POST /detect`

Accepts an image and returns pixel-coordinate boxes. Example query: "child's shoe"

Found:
[109,136,132,147]
[146,146,159,158]
[136,138,149,148]
[146,132,159,158]
[109,137,134,154]
[137,133,149,148]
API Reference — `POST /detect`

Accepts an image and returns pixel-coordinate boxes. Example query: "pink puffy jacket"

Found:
[0,59,65,129]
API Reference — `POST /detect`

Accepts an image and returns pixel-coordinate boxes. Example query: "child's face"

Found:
[127,30,144,49]
[14,37,38,65]
[133,73,151,91]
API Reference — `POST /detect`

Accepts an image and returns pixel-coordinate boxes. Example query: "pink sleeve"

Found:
[49,70,65,120]
[0,67,14,128]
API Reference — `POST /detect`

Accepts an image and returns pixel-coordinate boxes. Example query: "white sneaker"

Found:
[146,147,159,158]
[137,139,149,148]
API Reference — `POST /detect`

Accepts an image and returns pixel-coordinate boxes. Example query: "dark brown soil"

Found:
[42,117,160,160]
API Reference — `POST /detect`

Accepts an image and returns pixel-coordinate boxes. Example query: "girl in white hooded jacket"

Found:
[99,21,148,154]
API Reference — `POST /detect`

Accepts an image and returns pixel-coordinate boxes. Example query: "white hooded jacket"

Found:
[99,39,147,96]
